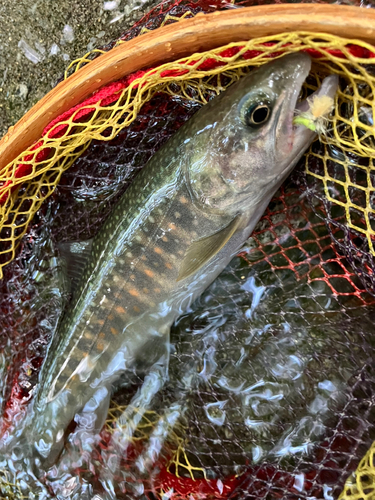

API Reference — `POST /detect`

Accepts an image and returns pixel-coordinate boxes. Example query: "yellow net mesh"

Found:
[339,440,375,500]
[0,470,28,500]
[2,10,375,499]
[105,402,194,477]
[103,400,236,492]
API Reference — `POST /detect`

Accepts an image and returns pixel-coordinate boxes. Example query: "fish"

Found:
[3,53,338,467]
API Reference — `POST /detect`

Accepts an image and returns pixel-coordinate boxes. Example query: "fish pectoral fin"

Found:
[177,214,242,282]
[58,239,94,296]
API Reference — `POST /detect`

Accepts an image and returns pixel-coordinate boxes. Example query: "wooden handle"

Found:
[1,3,374,172]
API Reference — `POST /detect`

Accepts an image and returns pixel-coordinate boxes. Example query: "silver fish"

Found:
[5,53,338,466]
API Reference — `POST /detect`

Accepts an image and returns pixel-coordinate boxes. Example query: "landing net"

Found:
[1,0,375,498]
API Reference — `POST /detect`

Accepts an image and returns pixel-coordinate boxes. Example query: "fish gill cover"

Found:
[1,0,375,498]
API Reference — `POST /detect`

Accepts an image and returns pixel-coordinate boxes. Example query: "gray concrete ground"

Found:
[0,0,159,138]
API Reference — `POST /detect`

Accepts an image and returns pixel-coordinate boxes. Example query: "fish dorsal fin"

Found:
[177,214,242,282]
[58,239,93,295]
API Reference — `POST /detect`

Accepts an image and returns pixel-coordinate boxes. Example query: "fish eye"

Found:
[241,99,272,127]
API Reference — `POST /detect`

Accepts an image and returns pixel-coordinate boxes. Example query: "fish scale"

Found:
[3,54,338,469]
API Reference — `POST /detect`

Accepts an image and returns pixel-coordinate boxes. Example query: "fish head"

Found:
[186,53,338,213]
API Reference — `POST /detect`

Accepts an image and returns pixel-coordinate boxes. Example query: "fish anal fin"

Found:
[177,214,242,282]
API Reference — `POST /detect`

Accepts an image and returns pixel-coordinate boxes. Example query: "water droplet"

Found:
[217,479,224,494]
[293,473,305,492]
[204,400,227,426]
[252,445,263,462]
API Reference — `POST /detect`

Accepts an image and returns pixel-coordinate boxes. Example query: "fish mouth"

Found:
[294,73,339,115]
[287,61,339,159]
